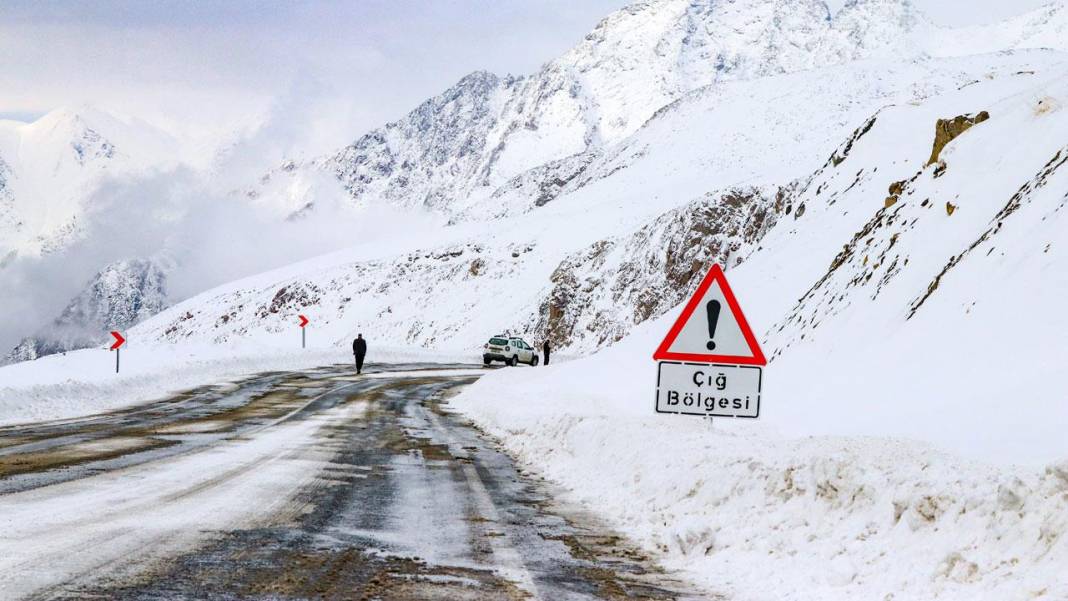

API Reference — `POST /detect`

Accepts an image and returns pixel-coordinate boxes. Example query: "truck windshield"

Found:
[489,338,509,346]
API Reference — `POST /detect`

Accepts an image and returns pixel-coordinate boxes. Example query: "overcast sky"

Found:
[826,0,1053,22]
[0,1,627,157]
[0,0,1056,158]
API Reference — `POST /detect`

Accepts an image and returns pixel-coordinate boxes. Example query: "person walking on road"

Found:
[353,334,367,374]
[542,339,551,366]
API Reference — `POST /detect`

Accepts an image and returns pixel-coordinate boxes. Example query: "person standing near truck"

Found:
[353,334,367,374]
[542,339,551,366]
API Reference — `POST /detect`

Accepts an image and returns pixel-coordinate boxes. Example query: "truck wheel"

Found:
[508,356,518,367]
[483,357,491,366]
[531,356,539,366]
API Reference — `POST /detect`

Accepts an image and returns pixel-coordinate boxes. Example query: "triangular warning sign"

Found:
[653,264,767,366]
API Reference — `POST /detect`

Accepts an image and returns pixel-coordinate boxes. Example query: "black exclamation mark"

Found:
[706,300,721,351]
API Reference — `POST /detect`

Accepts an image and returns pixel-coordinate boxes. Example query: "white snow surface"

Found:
[450,320,1068,601]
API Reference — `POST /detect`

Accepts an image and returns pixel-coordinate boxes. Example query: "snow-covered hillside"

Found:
[133,50,1068,360]
[9,0,1068,365]
[251,0,1068,220]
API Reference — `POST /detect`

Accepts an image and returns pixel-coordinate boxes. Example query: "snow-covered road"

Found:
[0,364,702,600]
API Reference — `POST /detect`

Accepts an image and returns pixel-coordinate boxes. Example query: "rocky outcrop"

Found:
[69,125,117,166]
[532,185,789,350]
[909,146,1068,317]
[926,111,990,165]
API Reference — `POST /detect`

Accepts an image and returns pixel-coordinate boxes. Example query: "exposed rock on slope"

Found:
[927,111,990,165]
[532,186,789,350]
[764,65,1068,368]
[910,144,1068,317]
[329,71,516,211]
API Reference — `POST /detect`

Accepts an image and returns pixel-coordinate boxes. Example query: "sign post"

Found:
[110,331,126,373]
[298,314,309,348]
[653,265,766,420]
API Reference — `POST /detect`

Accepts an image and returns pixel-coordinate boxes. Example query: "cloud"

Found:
[0,153,445,352]
[0,1,629,158]
[825,0,1054,25]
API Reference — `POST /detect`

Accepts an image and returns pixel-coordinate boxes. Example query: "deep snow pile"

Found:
[450,319,1068,601]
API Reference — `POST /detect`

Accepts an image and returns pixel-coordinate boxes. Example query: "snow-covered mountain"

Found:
[250,0,1068,221]
[0,107,180,259]
[133,48,1068,357]
[4,258,168,364]
[11,0,1068,368]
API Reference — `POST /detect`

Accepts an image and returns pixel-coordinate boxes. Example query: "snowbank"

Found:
[450,320,1068,600]
[0,337,467,427]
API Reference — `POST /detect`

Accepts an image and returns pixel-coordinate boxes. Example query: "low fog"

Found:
[0,161,446,353]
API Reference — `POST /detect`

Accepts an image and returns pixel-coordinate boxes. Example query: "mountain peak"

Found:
[255,0,1068,222]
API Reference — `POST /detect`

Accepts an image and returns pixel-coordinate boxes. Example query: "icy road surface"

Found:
[0,363,705,600]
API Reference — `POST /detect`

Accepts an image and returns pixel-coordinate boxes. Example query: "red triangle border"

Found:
[653,264,767,366]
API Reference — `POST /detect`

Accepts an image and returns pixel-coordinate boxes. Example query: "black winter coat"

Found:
[353,338,367,356]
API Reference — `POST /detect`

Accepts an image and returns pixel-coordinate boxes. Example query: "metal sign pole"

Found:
[302,327,306,349]
[116,348,120,374]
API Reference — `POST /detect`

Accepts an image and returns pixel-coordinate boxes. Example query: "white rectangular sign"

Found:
[655,361,762,419]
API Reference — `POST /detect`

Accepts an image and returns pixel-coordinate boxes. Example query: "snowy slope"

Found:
[134,51,1067,361]
[732,63,1068,465]
[251,0,1068,220]
[441,48,1068,601]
